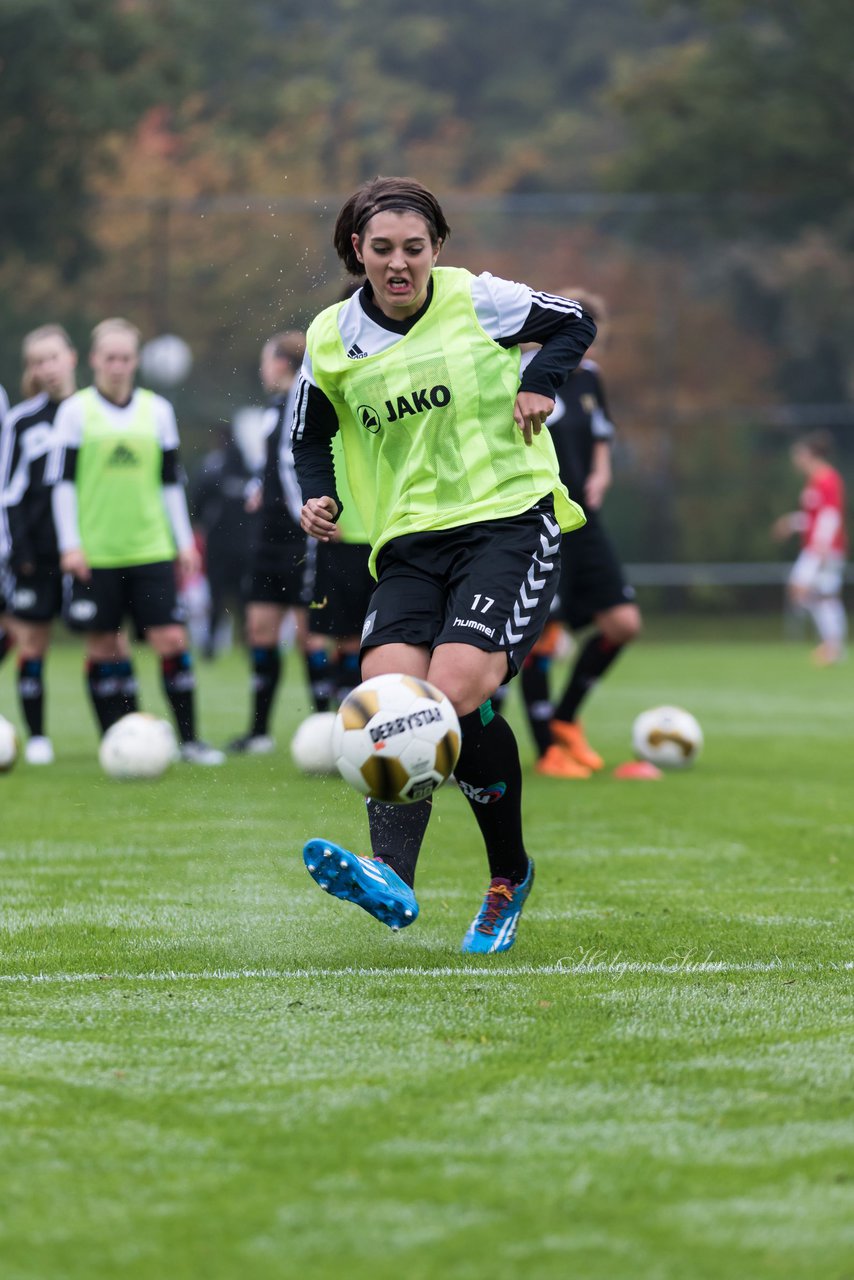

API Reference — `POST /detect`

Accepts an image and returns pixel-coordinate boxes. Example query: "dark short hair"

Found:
[266,330,305,371]
[795,429,834,460]
[333,176,450,275]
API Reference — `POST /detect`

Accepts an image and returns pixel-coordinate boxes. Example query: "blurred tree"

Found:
[609,0,854,234]
[0,0,204,278]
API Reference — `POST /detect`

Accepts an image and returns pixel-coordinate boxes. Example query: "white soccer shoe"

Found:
[25,735,55,765]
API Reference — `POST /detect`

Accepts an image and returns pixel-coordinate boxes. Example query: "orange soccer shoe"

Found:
[534,744,592,780]
[549,720,604,771]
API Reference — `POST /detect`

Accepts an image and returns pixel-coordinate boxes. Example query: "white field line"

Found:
[0,959,851,984]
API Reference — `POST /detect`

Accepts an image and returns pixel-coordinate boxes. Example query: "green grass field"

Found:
[1,631,851,1280]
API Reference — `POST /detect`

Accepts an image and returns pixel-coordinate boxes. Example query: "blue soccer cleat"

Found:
[461,858,535,954]
[302,838,419,930]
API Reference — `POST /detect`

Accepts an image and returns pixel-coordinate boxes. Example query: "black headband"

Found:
[354,199,437,238]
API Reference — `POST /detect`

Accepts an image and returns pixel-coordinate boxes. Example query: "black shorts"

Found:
[65,561,186,635]
[308,541,374,638]
[556,513,636,630]
[11,563,64,623]
[362,499,561,679]
[247,536,313,607]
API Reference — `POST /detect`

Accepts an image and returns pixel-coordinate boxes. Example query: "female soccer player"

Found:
[49,318,224,763]
[773,430,848,666]
[0,325,80,762]
[293,176,596,953]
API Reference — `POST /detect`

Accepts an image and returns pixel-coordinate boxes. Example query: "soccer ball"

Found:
[290,712,338,775]
[333,673,461,804]
[632,705,703,769]
[0,715,19,773]
[99,712,178,780]
[139,334,193,387]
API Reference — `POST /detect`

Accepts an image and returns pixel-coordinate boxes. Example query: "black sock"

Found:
[366,796,433,887]
[335,649,361,702]
[554,632,624,723]
[161,651,196,743]
[520,654,553,757]
[86,660,127,734]
[18,657,45,737]
[116,657,139,715]
[455,703,529,885]
[250,645,281,736]
[305,648,334,712]
[0,627,13,665]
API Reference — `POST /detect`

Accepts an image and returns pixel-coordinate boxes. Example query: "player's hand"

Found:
[301,496,339,541]
[771,515,794,541]
[513,392,554,446]
[61,548,91,582]
[178,544,201,579]
[584,472,609,510]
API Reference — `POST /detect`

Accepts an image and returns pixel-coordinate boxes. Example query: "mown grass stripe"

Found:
[0,959,850,983]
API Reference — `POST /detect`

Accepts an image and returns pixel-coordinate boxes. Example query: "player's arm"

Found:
[0,408,35,572]
[291,364,343,540]
[157,400,198,576]
[473,275,597,444]
[771,512,807,540]
[584,365,616,509]
[47,397,89,579]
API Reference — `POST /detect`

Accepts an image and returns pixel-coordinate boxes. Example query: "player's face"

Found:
[352,211,440,320]
[259,346,288,394]
[90,333,139,401]
[25,335,77,400]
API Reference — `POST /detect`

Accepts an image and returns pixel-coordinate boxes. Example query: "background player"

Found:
[0,380,14,671]
[48,317,224,763]
[0,325,79,762]
[228,331,311,753]
[773,429,848,666]
[518,289,642,779]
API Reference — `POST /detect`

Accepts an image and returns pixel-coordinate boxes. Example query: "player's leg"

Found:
[65,567,133,734]
[551,519,640,770]
[0,569,16,665]
[132,561,224,764]
[13,620,52,762]
[10,566,63,762]
[227,600,285,752]
[428,502,561,951]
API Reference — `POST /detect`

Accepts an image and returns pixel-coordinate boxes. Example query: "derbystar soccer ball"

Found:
[99,712,178,780]
[0,715,19,773]
[290,711,338,775]
[632,705,703,769]
[333,673,461,804]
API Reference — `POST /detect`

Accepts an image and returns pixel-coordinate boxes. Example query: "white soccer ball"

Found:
[290,711,338,775]
[0,715,19,773]
[99,712,178,780]
[333,673,461,804]
[632,705,703,769]
[139,334,193,387]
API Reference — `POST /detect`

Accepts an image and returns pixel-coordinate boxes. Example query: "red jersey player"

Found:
[773,430,848,666]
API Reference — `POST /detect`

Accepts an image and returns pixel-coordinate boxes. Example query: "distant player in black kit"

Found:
[0,379,13,670]
[520,290,641,778]
[228,331,311,753]
[0,326,79,762]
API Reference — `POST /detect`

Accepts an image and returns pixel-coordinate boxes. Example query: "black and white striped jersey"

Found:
[259,380,304,541]
[0,391,63,569]
[291,272,597,511]
[523,355,616,503]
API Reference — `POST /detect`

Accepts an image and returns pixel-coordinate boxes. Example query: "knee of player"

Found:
[600,603,642,646]
[147,624,188,657]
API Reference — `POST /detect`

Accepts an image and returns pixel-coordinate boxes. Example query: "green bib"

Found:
[76,388,175,567]
[307,266,584,574]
